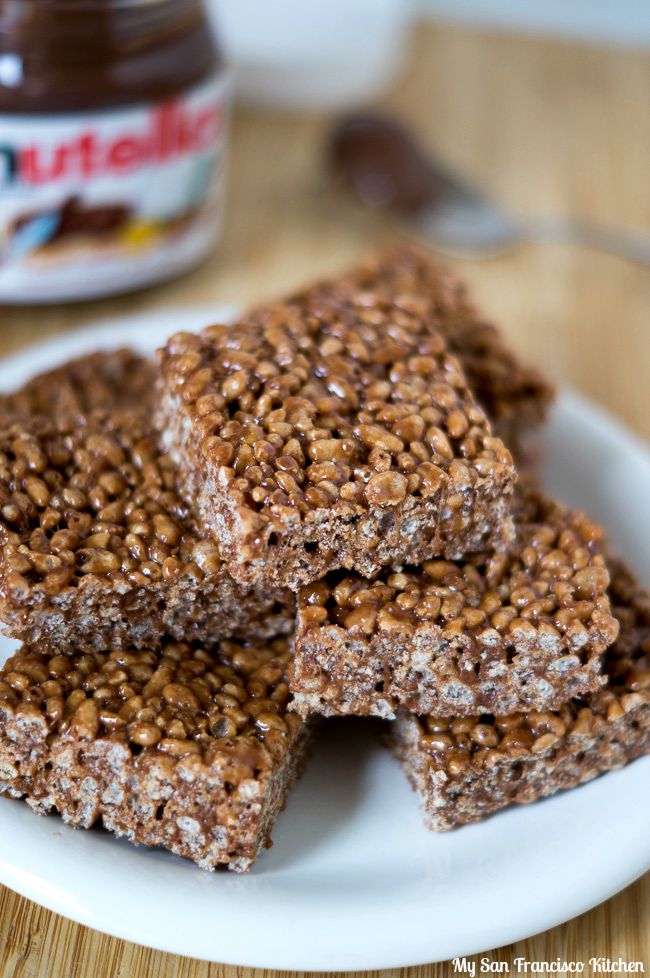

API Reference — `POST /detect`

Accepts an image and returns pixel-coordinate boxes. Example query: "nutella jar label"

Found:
[0,72,231,303]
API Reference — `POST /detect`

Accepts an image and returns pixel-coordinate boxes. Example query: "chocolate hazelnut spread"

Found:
[0,0,231,303]
[329,113,439,213]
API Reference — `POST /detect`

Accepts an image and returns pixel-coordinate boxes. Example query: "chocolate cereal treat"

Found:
[0,348,155,420]
[0,636,310,871]
[291,489,618,718]
[390,559,650,830]
[250,245,554,455]
[0,358,293,651]
[157,273,516,590]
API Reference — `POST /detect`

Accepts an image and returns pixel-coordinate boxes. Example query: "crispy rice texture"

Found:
[0,636,311,871]
[0,353,293,651]
[291,487,618,718]
[252,244,554,449]
[0,348,156,420]
[156,251,517,590]
[389,558,650,829]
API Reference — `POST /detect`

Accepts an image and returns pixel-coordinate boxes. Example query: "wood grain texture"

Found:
[0,21,648,977]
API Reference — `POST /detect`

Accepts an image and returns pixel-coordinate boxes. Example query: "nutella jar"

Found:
[0,0,230,303]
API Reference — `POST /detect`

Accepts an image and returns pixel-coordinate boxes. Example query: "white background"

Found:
[419,0,650,49]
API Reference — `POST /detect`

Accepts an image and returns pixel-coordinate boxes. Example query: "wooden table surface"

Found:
[0,21,648,978]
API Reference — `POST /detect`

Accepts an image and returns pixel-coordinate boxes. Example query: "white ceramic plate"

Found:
[0,309,647,970]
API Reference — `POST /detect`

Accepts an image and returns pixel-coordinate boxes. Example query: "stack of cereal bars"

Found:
[0,246,647,871]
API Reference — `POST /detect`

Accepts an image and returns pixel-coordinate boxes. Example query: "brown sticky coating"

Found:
[390,559,650,830]
[0,636,310,871]
[156,264,516,590]
[291,488,618,718]
[249,244,554,457]
[0,354,294,651]
[0,349,155,420]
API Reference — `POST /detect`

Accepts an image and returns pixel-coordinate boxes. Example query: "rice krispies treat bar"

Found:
[248,245,554,455]
[0,348,154,420]
[0,636,310,871]
[291,488,618,718]
[389,559,649,830]
[156,272,516,591]
[0,355,293,651]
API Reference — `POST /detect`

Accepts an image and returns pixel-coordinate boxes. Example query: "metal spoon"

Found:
[328,112,650,264]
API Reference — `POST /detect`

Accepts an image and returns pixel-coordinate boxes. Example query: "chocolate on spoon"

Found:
[329,111,650,264]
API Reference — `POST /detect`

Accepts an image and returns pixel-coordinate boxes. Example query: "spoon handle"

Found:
[523,217,650,267]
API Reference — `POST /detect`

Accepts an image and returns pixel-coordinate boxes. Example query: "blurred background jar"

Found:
[0,0,231,304]
[213,0,410,109]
